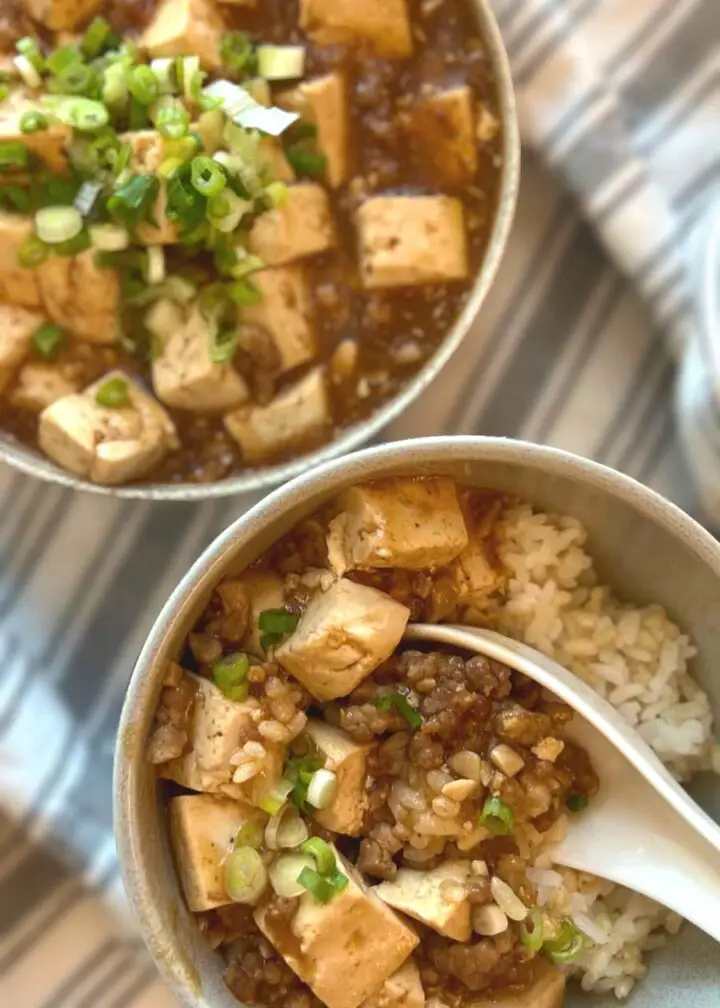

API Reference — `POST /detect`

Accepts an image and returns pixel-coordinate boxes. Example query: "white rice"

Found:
[491,504,719,999]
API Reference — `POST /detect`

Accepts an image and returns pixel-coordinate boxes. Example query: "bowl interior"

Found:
[116,439,720,1008]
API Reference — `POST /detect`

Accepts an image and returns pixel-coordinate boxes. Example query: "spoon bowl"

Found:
[405,622,720,943]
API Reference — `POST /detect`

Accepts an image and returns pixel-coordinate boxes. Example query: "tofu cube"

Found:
[450,537,504,602]
[276,578,410,702]
[300,0,412,58]
[375,861,471,941]
[8,362,79,412]
[0,214,42,308]
[224,366,330,463]
[361,961,424,1008]
[357,196,469,289]
[327,478,469,574]
[470,958,565,1008]
[37,250,120,343]
[304,720,371,835]
[122,131,179,244]
[0,89,71,173]
[259,137,296,184]
[21,0,102,31]
[249,183,335,266]
[278,73,350,188]
[243,267,317,374]
[0,303,43,373]
[407,86,477,187]
[141,0,224,69]
[168,794,267,911]
[38,371,178,485]
[255,849,418,1008]
[151,303,249,413]
[236,570,286,656]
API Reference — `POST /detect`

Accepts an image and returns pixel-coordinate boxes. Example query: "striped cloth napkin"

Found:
[0,1,718,1005]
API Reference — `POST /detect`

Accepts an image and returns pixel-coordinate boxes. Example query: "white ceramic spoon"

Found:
[404,623,720,943]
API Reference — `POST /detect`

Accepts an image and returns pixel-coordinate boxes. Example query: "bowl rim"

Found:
[114,434,720,1006]
[0,0,520,502]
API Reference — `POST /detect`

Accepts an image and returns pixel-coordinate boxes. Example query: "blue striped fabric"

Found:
[0,0,719,1004]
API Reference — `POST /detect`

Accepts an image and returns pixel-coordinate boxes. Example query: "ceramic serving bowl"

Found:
[0,0,519,502]
[114,435,720,1008]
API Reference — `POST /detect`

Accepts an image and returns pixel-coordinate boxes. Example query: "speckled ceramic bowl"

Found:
[0,0,519,502]
[115,436,720,1008]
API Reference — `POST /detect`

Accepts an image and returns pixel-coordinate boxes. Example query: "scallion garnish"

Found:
[212,652,250,701]
[19,110,47,134]
[284,754,323,813]
[96,376,129,408]
[284,144,327,178]
[129,65,159,105]
[210,328,239,364]
[566,794,589,813]
[81,17,113,59]
[224,846,267,904]
[16,37,45,74]
[258,609,299,635]
[375,692,422,730]
[0,142,29,170]
[190,155,227,197]
[544,919,585,964]
[102,62,128,106]
[228,277,261,307]
[17,235,48,268]
[107,174,159,231]
[300,837,336,877]
[53,229,92,257]
[520,908,544,952]
[35,205,83,245]
[478,796,514,836]
[54,62,95,97]
[46,46,81,77]
[54,97,109,132]
[297,866,346,904]
[221,32,257,76]
[154,100,191,140]
[32,323,65,358]
[0,184,31,214]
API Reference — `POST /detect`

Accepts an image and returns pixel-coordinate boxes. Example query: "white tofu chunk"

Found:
[300,0,412,58]
[407,86,477,187]
[375,861,471,941]
[8,362,79,412]
[470,959,565,1008]
[259,137,296,184]
[243,267,317,374]
[224,366,330,463]
[122,131,179,244]
[249,183,335,266]
[151,304,249,413]
[278,73,350,188]
[255,849,418,1008]
[141,0,224,69]
[0,89,71,173]
[276,578,410,702]
[450,537,504,602]
[362,961,424,1008]
[38,250,120,343]
[0,303,43,373]
[169,794,267,911]
[304,720,371,835]
[357,196,469,289]
[21,0,102,31]
[327,478,469,574]
[235,570,286,656]
[38,371,178,485]
[0,214,42,308]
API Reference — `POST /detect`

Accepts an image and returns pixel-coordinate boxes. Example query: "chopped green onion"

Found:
[260,632,281,651]
[256,45,305,81]
[375,692,422,730]
[54,228,91,257]
[32,323,65,358]
[205,80,298,137]
[231,253,265,279]
[177,55,200,102]
[265,180,289,208]
[478,796,514,836]
[73,180,102,217]
[228,277,261,307]
[35,205,83,245]
[265,804,309,850]
[284,144,327,178]
[306,769,337,810]
[0,142,28,169]
[0,85,9,103]
[13,55,42,89]
[19,110,47,134]
[520,908,545,952]
[129,65,159,105]
[166,165,206,227]
[223,846,267,904]
[566,795,589,813]
[190,155,226,197]
[52,97,109,132]
[102,62,128,106]
[47,46,81,76]
[0,184,31,214]
[154,99,190,140]
[89,223,129,251]
[259,778,295,816]
[268,853,314,898]
[17,235,48,268]
[212,652,250,701]
[107,174,159,230]
[235,821,264,850]
[331,870,349,894]
[210,328,239,364]
[150,58,176,94]
[16,37,45,74]
[221,32,256,76]
[258,609,299,635]
[54,62,94,96]
[300,838,336,877]
[294,122,318,141]
[81,16,112,58]
[297,866,340,904]
[544,920,585,964]
[128,97,150,130]
[96,376,129,408]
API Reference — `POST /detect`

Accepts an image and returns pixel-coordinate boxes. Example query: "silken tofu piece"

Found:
[357,196,469,289]
[0,304,43,375]
[21,0,102,31]
[304,720,371,835]
[0,214,42,307]
[375,862,471,941]
[169,794,267,911]
[151,303,249,412]
[450,536,504,602]
[407,85,477,187]
[141,0,224,70]
[361,961,424,1008]
[0,90,70,174]
[276,578,410,702]
[255,849,418,1008]
[243,267,316,374]
[470,959,565,1008]
[299,0,412,58]
[224,366,330,463]
[327,477,469,574]
[38,371,178,485]
[259,137,296,184]
[278,73,350,188]
[237,570,286,655]
[122,131,179,244]
[8,362,79,412]
[249,183,335,266]
[38,250,120,343]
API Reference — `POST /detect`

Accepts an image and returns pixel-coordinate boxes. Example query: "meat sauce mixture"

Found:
[148,478,599,1008]
[0,0,502,485]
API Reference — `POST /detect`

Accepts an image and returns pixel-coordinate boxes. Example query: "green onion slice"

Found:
[228,277,261,307]
[190,155,226,197]
[212,652,250,701]
[35,205,83,245]
[478,796,514,836]
[306,769,337,810]
[16,37,45,74]
[258,609,299,635]
[221,32,256,76]
[256,45,305,81]
[107,174,159,230]
[284,144,327,178]
[0,184,31,214]
[129,65,159,105]
[300,838,336,877]
[375,692,422,730]
[47,46,81,76]
[19,110,47,134]
[81,16,113,59]
[0,142,29,169]
[235,820,264,850]
[520,908,545,952]
[268,853,314,898]
[17,235,48,268]
[258,778,295,816]
[50,97,109,132]
[54,62,94,97]
[95,376,129,408]
[223,846,267,904]
[210,328,239,364]
[297,866,341,904]
[566,794,589,813]
[33,323,65,358]
[544,920,585,964]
